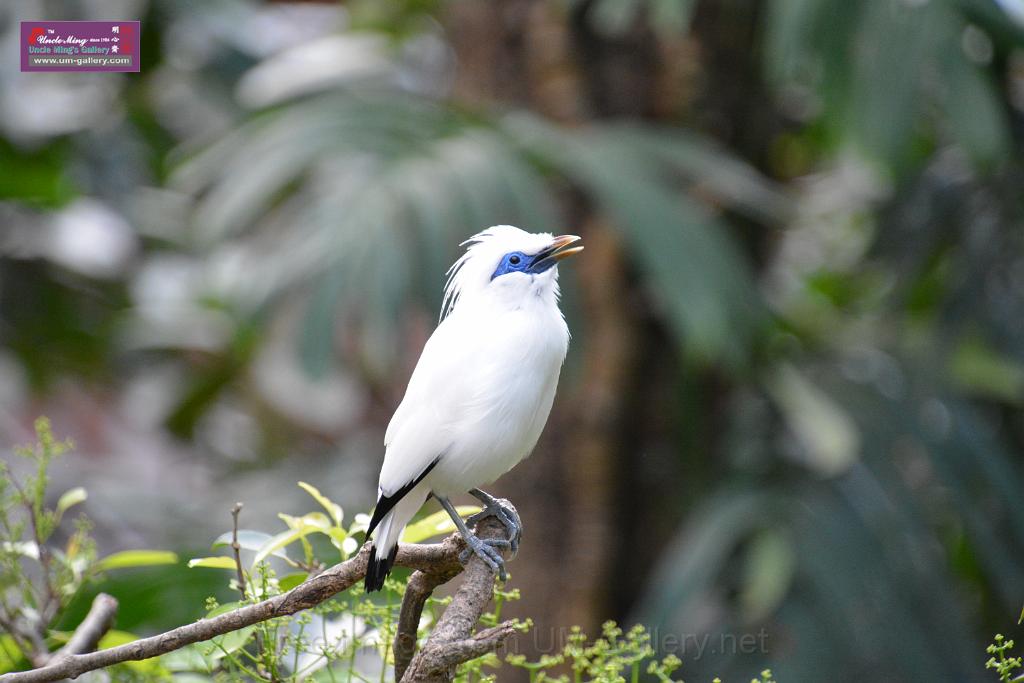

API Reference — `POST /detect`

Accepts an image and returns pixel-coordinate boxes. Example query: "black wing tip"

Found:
[364,543,398,592]
[365,501,388,540]
[366,457,441,540]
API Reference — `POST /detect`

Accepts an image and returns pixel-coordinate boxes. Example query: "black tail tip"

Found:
[364,544,398,592]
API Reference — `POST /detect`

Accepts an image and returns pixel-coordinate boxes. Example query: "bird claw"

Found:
[467,496,522,555]
[459,535,510,581]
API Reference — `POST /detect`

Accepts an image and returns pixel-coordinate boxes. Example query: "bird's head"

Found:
[441,225,583,319]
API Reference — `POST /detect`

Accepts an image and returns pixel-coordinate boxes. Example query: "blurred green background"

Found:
[3,0,1024,680]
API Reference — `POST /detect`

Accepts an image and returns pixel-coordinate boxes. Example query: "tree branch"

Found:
[2,504,521,683]
[52,593,118,660]
[394,561,463,680]
[400,509,519,682]
[0,537,465,683]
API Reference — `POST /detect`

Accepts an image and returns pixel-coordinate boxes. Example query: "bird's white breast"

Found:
[379,266,570,499]
[427,303,567,494]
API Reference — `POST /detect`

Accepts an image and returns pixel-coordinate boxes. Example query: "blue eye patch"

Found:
[491,248,562,280]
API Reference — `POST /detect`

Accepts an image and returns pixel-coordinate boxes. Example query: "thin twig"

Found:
[7,477,58,638]
[229,502,267,673]
[229,502,247,600]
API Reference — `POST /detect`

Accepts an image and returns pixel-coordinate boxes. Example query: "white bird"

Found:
[364,225,583,591]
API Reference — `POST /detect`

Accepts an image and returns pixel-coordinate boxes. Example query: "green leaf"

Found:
[349,513,371,535]
[97,630,141,649]
[0,142,76,207]
[161,643,218,672]
[176,612,250,662]
[637,490,772,628]
[0,635,23,674]
[325,526,351,554]
[401,506,481,543]
[187,556,238,570]
[211,530,289,560]
[739,530,796,622]
[54,487,87,522]
[278,572,308,591]
[942,49,1011,167]
[763,0,827,86]
[846,0,932,170]
[252,528,306,566]
[210,626,256,658]
[278,511,332,531]
[766,364,860,475]
[949,337,1024,404]
[298,481,344,526]
[326,526,359,557]
[94,550,179,572]
[97,630,162,673]
[162,674,214,683]
[206,601,242,618]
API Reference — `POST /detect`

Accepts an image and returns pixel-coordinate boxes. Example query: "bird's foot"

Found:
[458,534,510,581]
[467,490,522,555]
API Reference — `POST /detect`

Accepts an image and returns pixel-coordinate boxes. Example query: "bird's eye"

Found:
[509,255,521,265]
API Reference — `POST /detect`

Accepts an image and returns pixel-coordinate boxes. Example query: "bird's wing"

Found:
[378,315,471,495]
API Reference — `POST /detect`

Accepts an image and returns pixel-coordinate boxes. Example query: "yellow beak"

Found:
[549,234,584,261]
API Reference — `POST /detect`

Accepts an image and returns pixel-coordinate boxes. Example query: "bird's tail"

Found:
[365,486,428,592]
[365,543,397,593]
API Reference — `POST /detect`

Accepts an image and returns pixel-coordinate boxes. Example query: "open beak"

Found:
[549,234,584,261]
[529,235,584,273]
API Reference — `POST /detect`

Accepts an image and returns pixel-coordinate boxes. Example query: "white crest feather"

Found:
[440,233,484,321]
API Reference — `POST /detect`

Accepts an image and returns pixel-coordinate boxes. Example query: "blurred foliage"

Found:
[1,0,1024,681]
[764,0,1018,171]
[0,435,498,679]
[0,418,177,672]
[0,440,763,682]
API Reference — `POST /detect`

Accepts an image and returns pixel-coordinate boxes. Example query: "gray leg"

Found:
[467,489,522,554]
[434,494,510,581]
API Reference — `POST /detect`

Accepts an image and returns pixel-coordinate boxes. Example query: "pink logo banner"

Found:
[21,21,140,72]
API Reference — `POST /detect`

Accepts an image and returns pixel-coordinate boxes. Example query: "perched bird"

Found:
[364,225,583,592]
